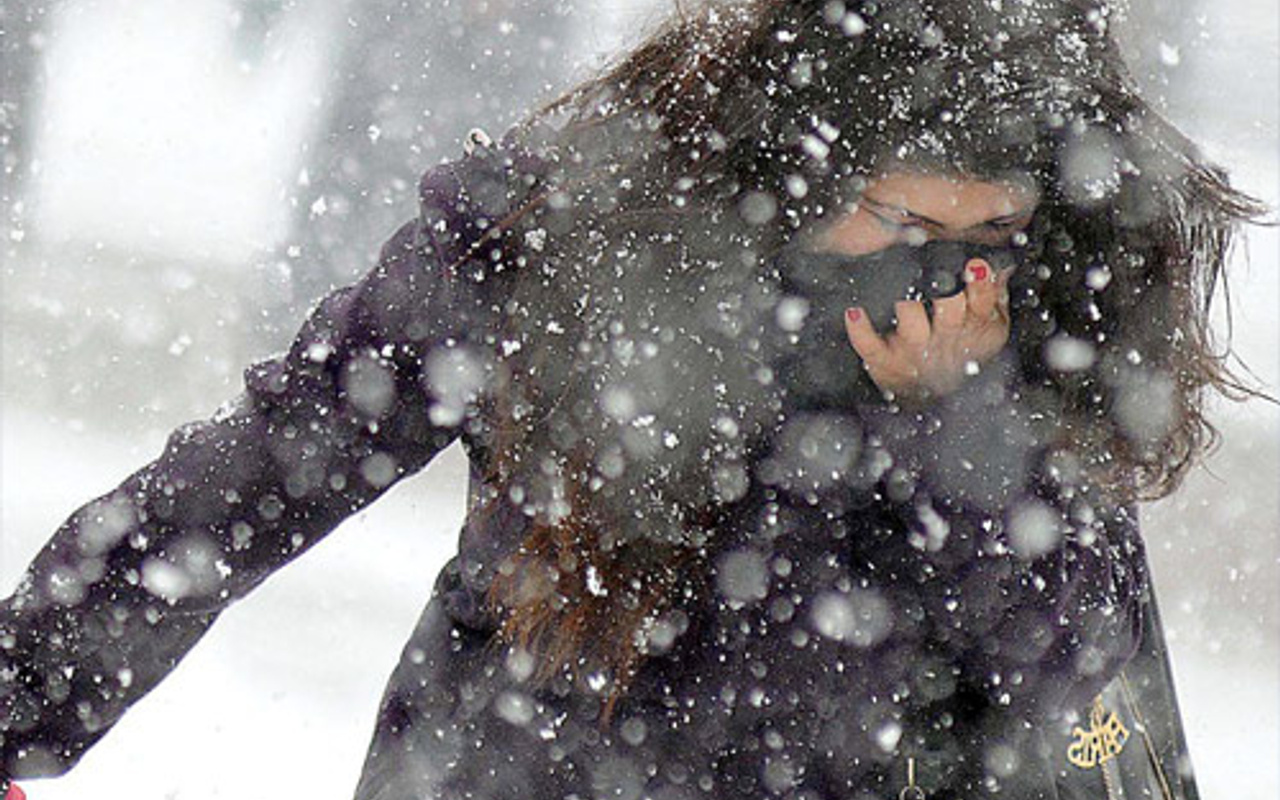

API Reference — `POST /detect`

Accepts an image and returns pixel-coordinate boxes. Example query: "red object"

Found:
[966,260,990,283]
[4,783,25,800]
[845,307,862,324]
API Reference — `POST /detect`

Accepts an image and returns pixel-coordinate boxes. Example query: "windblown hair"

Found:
[471,0,1265,710]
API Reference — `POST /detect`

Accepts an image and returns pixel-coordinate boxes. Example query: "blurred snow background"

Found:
[1,1,1275,798]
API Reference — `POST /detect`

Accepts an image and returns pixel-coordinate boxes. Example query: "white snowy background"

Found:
[1,1,1276,798]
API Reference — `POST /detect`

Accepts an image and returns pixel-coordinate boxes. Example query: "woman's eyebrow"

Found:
[859,195,940,226]
[987,207,1037,223]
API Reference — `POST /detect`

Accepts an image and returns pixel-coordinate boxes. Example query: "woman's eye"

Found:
[972,218,1032,244]
[869,210,917,232]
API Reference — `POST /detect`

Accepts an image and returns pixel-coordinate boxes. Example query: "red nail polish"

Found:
[968,261,990,283]
[846,308,862,323]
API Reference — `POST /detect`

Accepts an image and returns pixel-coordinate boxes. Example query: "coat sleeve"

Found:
[0,204,498,780]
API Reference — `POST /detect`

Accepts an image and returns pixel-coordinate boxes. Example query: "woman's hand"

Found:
[843,259,1013,402]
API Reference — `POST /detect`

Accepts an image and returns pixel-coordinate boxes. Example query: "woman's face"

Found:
[816,171,1040,256]
[804,170,1040,401]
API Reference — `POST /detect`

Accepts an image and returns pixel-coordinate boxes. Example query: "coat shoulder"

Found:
[415,129,554,275]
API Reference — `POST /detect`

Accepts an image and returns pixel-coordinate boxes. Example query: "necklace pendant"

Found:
[1067,695,1131,769]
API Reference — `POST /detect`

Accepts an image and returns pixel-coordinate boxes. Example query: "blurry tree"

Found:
[246,0,578,342]
[0,1,56,256]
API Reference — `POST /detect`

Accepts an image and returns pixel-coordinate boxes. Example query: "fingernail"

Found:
[965,259,990,283]
[845,307,862,324]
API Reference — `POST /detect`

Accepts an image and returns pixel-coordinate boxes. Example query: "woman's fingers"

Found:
[842,262,1013,396]
[962,257,1000,322]
[996,266,1015,315]
[893,300,931,348]
[844,307,891,367]
[932,292,966,333]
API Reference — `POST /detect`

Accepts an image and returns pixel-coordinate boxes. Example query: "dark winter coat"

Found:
[0,134,1201,800]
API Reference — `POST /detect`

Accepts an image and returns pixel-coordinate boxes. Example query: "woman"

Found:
[0,0,1264,798]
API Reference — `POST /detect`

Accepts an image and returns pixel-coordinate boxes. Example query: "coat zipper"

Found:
[1100,751,1123,800]
[898,756,927,800]
[1118,671,1176,800]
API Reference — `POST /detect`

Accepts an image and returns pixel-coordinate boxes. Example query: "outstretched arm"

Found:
[0,208,491,781]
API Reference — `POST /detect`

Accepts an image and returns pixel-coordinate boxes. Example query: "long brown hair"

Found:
[472,0,1267,711]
